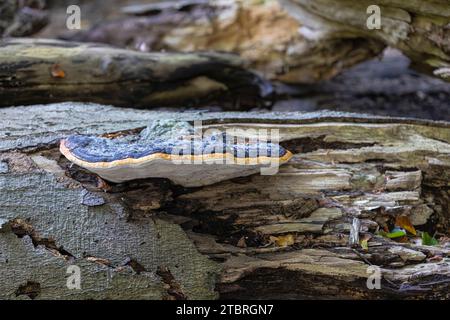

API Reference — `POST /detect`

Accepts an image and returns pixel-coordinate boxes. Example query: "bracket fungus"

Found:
[60,120,292,187]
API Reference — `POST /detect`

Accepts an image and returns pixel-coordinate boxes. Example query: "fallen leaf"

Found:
[421,232,438,246]
[395,215,416,235]
[386,230,407,239]
[236,236,247,248]
[50,64,66,78]
[274,234,294,247]
[96,176,112,191]
[360,239,369,250]
[268,236,278,243]
[360,234,372,251]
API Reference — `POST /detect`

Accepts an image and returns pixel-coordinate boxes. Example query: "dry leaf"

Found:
[395,215,416,235]
[360,239,369,250]
[96,176,112,191]
[236,236,247,248]
[268,235,278,245]
[274,234,294,247]
[50,64,66,78]
[360,234,372,251]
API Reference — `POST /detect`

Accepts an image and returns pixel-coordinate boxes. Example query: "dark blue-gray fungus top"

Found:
[60,120,293,187]
[63,120,290,163]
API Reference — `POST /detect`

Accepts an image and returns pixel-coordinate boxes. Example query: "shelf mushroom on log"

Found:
[0,102,449,299]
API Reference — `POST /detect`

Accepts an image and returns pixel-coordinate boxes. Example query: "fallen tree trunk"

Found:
[1,102,449,299]
[60,0,450,83]
[0,38,271,108]
[58,0,385,84]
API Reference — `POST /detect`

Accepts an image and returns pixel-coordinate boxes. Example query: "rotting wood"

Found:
[1,102,449,299]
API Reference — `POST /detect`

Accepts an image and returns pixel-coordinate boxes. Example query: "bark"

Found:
[1,102,449,299]
[0,38,272,108]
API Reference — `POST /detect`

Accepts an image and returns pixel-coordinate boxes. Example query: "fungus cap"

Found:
[60,121,292,187]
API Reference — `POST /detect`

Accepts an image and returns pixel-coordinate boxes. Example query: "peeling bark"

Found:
[1,102,449,299]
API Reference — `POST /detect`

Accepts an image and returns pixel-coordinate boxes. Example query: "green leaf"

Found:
[421,232,438,246]
[386,231,406,238]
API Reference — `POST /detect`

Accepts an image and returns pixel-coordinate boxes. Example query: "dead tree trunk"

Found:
[1,102,449,299]
[0,38,271,109]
